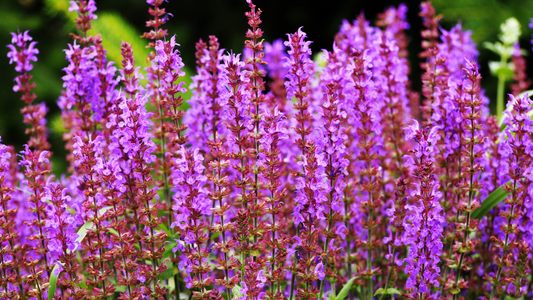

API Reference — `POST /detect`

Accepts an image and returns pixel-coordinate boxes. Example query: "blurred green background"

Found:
[2,0,533,173]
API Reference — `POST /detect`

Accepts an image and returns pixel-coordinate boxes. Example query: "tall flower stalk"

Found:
[402,122,444,298]
[447,59,484,299]
[487,94,532,299]
[284,27,314,300]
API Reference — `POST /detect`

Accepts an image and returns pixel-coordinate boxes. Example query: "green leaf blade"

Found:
[48,263,64,299]
[336,277,356,300]
[232,284,243,298]
[472,181,510,219]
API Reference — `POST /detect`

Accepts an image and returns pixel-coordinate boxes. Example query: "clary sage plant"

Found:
[2,1,533,300]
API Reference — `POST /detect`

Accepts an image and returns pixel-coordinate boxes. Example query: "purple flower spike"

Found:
[402,122,444,296]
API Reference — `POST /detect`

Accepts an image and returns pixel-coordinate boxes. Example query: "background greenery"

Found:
[2,0,533,173]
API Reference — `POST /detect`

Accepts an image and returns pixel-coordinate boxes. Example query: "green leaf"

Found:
[78,280,87,289]
[74,221,93,249]
[494,65,514,79]
[159,223,175,238]
[374,288,401,296]
[50,114,66,135]
[73,207,112,251]
[158,260,175,281]
[232,284,244,298]
[329,290,337,300]
[488,61,514,79]
[108,228,119,236]
[336,277,356,300]
[163,241,176,259]
[483,41,500,55]
[471,181,511,219]
[88,12,150,69]
[48,263,63,299]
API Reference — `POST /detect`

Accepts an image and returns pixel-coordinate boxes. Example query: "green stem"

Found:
[452,98,477,300]
[175,273,181,300]
[367,203,373,300]
[496,74,506,121]
[344,192,353,300]
[289,227,300,300]
[489,180,518,300]
[379,247,396,300]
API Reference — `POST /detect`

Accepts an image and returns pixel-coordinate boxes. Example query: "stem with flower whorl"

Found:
[376,36,409,179]
[419,2,444,123]
[449,59,483,299]
[73,136,115,297]
[67,0,117,139]
[285,27,313,157]
[7,30,52,299]
[152,36,189,235]
[60,0,107,172]
[142,4,184,296]
[402,122,444,297]
[105,41,147,298]
[195,37,229,262]
[419,2,441,63]
[349,48,383,300]
[244,0,267,250]
[172,147,211,298]
[69,0,98,46]
[0,141,22,299]
[284,27,314,300]
[117,91,167,297]
[381,178,408,300]
[317,80,348,299]
[488,95,532,299]
[223,53,255,278]
[19,151,53,299]
[202,36,228,277]
[141,0,169,49]
[376,4,410,65]
[7,31,50,152]
[377,4,418,120]
[141,0,174,234]
[259,108,289,297]
[43,183,84,299]
[293,142,326,300]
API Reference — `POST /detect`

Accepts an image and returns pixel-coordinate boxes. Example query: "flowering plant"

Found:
[2,1,533,300]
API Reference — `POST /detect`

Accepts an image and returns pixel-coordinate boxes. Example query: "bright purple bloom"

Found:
[220,52,251,152]
[68,0,97,20]
[284,27,314,103]
[154,35,187,103]
[7,31,39,74]
[184,37,227,153]
[265,39,288,82]
[171,147,209,230]
[314,263,325,281]
[439,24,478,81]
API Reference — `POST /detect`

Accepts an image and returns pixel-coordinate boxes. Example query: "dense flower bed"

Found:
[2,0,533,299]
